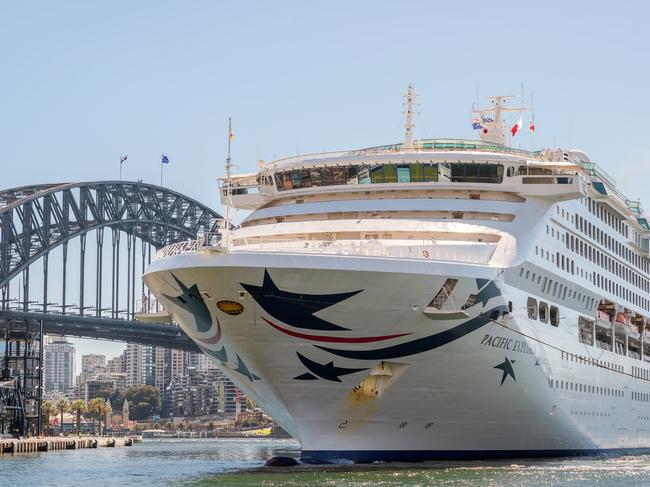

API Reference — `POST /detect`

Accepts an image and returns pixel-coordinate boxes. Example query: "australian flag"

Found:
[161,154,170,164]
[471,118,482,130]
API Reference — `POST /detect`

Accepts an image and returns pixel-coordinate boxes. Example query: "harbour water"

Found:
[3,438,650,486]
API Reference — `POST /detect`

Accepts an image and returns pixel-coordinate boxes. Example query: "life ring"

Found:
[422,250,430,259]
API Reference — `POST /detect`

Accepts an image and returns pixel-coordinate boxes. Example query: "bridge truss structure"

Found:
[0,181,221,436]
[1,181,221,316]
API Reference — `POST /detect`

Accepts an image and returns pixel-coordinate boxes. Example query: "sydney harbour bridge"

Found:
[0,181,222,435]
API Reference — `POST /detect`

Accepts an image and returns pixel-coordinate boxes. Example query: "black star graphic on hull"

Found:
[494,357,516,386]
[294,352,367,382]
[474,278,501,307]
[240,270,362,331]
[162,274,212,333]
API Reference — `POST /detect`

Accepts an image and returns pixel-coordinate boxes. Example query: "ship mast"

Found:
[472,96,529,146]
[222,117,234,247]
[403,83,416,150]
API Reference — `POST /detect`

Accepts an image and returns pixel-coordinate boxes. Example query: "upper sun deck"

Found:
[264,138,545,172]
[219,138,587,212]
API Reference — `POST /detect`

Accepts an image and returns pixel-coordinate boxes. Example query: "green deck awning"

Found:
[637,218,650,231]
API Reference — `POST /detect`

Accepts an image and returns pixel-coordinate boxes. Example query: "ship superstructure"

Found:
[144,88,650,462]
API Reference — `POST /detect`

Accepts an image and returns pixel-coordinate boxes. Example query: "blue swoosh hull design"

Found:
[316,305,507,361]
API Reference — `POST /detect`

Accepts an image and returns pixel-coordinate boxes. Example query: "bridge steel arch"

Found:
[0,181,221,319]
[1,181,221,287]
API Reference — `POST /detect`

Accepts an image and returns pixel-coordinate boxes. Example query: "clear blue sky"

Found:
[2,1,650,365]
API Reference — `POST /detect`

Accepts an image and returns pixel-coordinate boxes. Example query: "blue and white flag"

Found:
[161,154,170,164]
[471,118,482,130]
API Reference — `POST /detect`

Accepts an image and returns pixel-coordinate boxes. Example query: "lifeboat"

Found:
[595,309,612,329]
[615,312,629,326]
[615,312,639,337]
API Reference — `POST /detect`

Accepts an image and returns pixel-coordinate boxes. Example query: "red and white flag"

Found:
[529,120,535,133]
[511,117,523,136]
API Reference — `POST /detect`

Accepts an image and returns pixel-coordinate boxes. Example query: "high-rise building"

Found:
[154,347,190,416]
[80,354,107,386]
[152,347,247,418]
[124,344,154,388]
[169,367,223,417]
[43,336,76,395]
[189,352,217,371]
[107,353,125,374]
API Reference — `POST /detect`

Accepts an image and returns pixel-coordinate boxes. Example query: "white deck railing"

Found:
[154,237,495,265]
[153,236,223,260]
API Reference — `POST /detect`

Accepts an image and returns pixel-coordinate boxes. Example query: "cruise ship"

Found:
[144,87,650,462]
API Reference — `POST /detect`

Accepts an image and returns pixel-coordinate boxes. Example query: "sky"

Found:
[2,1,650,367]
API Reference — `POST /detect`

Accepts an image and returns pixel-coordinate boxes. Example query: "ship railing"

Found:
[153,234,223,261]
[153,235,496,265]
[231,239,496,265]
[515,167,579,176]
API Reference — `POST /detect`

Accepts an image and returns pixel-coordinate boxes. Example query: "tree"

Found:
[87,398,105,435]
[69,400,87,436]
[55,398,69,435]
[207,421,215,432]
[95,387,125,410]
[124,385,160,420]
[41,400,57,436]
[88,397,111,436]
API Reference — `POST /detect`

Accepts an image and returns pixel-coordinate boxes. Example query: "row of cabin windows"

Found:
[527,297,560,326]
[566,231,649,294]
[578,199,648,274]
[550,378,624,398]
[633,391,650,402]
[571,410,611,417]
[566,234,649,311]
[585,197,629,238]
[574,214,648,276]
[592,272,650,313]
[273,163,504,191]
[543,216,650,311]
[518,265,595,311]
[632,366,650,381]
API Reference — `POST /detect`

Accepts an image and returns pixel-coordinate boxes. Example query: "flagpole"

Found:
[160,158,163,187]
[530,92,535,151]
[119,155,127,181]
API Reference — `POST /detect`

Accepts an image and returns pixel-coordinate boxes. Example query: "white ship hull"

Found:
[145,251,650,462]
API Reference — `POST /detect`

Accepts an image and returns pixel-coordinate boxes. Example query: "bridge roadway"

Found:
[0,310,200,352]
